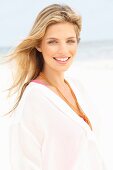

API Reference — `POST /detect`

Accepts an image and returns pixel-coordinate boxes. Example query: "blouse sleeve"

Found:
[9,87,44,170]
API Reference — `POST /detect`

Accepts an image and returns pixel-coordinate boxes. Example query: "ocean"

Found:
[77,40,113,61]
[0,40,113,61]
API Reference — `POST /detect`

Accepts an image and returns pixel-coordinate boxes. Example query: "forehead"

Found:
[44,22,76,38]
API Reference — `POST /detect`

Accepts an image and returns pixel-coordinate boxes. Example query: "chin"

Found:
[53,65,72,72]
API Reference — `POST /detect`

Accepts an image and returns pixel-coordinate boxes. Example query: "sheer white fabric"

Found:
[9,78,106,170]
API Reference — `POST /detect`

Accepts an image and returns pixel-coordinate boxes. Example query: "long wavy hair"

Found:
[4,4,82,114]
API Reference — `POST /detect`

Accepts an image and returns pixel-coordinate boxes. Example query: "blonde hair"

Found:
[5,4,82,114]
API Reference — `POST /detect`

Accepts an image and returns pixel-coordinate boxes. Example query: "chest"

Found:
[48,85,92,130]
[49,85,79,112]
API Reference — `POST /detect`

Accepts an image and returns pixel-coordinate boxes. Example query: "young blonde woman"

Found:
[8,4,106,170]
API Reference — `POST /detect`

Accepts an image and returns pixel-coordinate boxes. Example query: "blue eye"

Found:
[48,41,57,44]
[67,40,76,43]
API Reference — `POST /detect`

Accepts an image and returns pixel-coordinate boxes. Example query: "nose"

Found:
[57,43,69,54]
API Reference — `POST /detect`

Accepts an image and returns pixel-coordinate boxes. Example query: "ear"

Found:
[36,46,42,52]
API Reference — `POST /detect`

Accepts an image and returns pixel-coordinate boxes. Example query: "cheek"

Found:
[44,46,57,56]
[41,48,54,62]
[71,46,77,55]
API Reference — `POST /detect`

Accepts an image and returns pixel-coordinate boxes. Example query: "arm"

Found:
[9,86,44,170]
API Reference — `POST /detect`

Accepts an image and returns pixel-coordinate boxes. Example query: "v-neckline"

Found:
[30,77,93,132]
[31,78,78,112]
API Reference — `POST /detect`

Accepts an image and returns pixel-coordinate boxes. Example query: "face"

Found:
[37,22,78,73]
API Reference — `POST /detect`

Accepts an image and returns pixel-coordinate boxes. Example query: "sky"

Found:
[0,0,113,46]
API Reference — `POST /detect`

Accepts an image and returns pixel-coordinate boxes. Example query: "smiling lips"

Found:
[53,57,70,63]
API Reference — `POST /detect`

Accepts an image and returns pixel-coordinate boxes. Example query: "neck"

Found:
[42,69,65,88]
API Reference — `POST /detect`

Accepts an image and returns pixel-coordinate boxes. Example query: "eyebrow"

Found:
[47,36,76,40]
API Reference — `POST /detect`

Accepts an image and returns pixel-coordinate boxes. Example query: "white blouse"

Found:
[9,77,106,170]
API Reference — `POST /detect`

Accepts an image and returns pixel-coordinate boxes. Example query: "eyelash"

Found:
[67,40,76,43]
[48,41,57,44]
[48,40,76,44]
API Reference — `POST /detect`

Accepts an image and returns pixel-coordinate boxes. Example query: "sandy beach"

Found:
[69,60,113,170]
[0,58,113,170]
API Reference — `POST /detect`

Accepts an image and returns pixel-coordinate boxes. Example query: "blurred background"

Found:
[0,0,113,169]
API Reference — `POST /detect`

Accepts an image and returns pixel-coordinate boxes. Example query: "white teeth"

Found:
[54,57,69,61]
